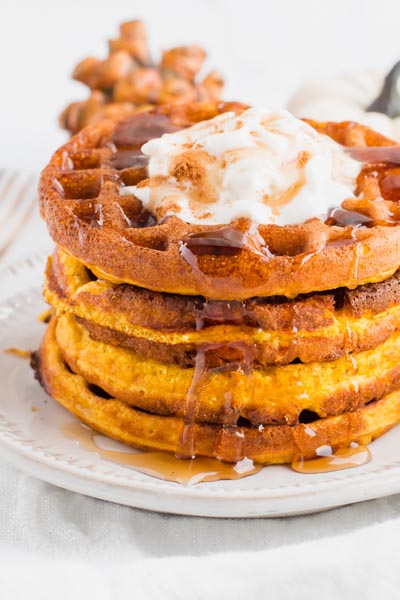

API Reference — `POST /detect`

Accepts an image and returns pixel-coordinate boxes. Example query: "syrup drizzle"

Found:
[181,221,271,259]
[193,298,262,330]
[352,241,362,282]
[176,341,256,460]
[110,150,149,174]
[319,143,400,228]
[179,221,274,297]
[347,145,400,165]
[62,421,261,485]
[109,112,181,187]
[288,396,371,475]
[111,112,180,149]
[291,443,371,474]
[327,207,373,228]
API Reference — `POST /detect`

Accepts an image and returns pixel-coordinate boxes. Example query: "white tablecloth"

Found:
[1,459,400,599]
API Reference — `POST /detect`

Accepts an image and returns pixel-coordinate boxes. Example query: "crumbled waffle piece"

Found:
[59,20,224,135]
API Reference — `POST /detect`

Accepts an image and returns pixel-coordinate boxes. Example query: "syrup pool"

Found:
[61,419,373,482]
[291,444,372,474]
[62,421,261,486]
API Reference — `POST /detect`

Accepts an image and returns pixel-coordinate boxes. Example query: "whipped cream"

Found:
[288,70,400,141]
[121,108,362,226]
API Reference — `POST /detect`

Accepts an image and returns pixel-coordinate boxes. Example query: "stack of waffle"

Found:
[34,101,400,466]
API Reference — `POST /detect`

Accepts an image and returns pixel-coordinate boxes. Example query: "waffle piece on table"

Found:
[59,20,224,135]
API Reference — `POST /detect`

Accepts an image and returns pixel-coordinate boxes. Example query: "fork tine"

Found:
[0,174,38,259]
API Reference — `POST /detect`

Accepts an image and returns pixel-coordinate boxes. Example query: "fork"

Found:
[0,171,38,260]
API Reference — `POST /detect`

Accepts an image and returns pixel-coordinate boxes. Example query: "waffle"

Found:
[33,317,400,464]
[60,20,224,135]
[40,105,400,300]
[45,248,400,366]
[54,312,400,426]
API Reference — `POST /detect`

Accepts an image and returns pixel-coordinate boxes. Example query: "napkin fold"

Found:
[1,462,400,599]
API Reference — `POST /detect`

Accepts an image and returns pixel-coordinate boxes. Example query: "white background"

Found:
[2,0,400,172]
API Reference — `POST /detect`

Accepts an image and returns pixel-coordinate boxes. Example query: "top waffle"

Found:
[39,101,400,300]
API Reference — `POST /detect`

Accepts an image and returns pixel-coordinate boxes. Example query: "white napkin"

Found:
[1,459,400,599]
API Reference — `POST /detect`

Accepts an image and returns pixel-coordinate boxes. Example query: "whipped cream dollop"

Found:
[288,69,400,141]
[121,108,362,226]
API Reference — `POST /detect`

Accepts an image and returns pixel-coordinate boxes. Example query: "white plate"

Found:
[2,252,400,518]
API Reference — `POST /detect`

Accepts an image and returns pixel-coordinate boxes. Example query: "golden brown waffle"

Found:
[39,106,400,300]
[59,20,224,135]
[45,247,400,366]
[54,312,400,426]
[34,317,400,464]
